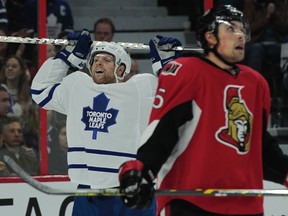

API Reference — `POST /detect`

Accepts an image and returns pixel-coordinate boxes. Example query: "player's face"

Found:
[216,21,246,63]
[91,53,116,84]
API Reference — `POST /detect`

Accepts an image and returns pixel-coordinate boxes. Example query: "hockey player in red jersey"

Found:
[119,4,288,216]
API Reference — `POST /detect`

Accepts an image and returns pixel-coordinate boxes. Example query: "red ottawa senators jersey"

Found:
[137,56,271,215]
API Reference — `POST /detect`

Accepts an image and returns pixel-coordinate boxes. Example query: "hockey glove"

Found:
[119,160,155,209]
[149,35,182,76]
[55,29,92,71]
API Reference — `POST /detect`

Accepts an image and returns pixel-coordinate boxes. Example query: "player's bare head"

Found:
[87,42,131,84]
[196,5,250,65]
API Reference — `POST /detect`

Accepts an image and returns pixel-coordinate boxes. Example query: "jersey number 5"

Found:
[153,88,166,109]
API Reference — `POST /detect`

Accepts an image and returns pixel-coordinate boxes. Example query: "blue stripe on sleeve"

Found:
[30,88,44,95]
[68,164,119,173]
[68,147,136,158]
[68,164,87,169]
[85,148,136,158]
[87,166,119,173]
[68,147,86,152]
[30,83,60,107]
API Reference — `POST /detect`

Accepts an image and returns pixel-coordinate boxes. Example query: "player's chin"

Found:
[92,74,105,84]
[232,54,244,63]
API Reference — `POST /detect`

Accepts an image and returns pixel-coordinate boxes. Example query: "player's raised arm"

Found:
[30,29,92,112]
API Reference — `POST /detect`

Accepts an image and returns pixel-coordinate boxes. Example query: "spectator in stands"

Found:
[93,17,115,42]
[0,85,9,119]
[243,0,288,71]
[243,0,288,98]
[0,55,39,154]
[23,0,74,38]
[48,120,68,174]
[243,0,288,127]
[0,55,32,117]
[0,116,39,176]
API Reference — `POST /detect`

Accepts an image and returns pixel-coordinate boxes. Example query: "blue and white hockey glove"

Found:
[55,29,92,71]
[119,160,155,209]
[149,35,182,76]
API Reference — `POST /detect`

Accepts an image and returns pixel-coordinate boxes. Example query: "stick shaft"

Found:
[0,36,203,52]
[4,155,288,197]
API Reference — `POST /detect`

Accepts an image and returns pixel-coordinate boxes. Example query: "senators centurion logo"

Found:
[215,85,253,154]
[81,93,119,140]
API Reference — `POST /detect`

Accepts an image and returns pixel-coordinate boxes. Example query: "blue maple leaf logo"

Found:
[81,93,119,140]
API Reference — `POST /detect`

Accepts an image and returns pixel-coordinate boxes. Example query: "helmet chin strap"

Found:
[211,45,235,66]
[114,69,120,83]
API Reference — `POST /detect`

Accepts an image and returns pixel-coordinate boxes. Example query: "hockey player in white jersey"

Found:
[31,29,159,215]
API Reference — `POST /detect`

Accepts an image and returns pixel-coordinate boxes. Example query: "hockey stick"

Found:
[0,35,203,52]
[4,155,288,197]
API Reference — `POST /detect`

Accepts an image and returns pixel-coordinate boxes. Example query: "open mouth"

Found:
[235,44,244,50]
[95,69,104,74]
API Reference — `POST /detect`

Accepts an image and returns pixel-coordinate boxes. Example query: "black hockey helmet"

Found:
[196,5,250,53]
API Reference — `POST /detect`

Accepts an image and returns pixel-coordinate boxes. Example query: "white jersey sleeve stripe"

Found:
[31,83,60,107]
[68,147,136,158]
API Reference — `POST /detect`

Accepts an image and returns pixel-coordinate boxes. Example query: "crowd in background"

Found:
[0,0,287,176]
[0,0,74,176]
[0,0,141,176]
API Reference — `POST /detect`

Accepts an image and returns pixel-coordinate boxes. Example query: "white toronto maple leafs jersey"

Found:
[31,58,157,189]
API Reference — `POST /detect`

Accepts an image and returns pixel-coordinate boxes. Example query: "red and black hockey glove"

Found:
[119,160,155,209]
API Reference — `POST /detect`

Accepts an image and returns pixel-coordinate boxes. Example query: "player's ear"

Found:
[205,31,217,47]
[116,64,126,78]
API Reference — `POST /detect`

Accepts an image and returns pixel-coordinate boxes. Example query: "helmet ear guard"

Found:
[87,42,131,81]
